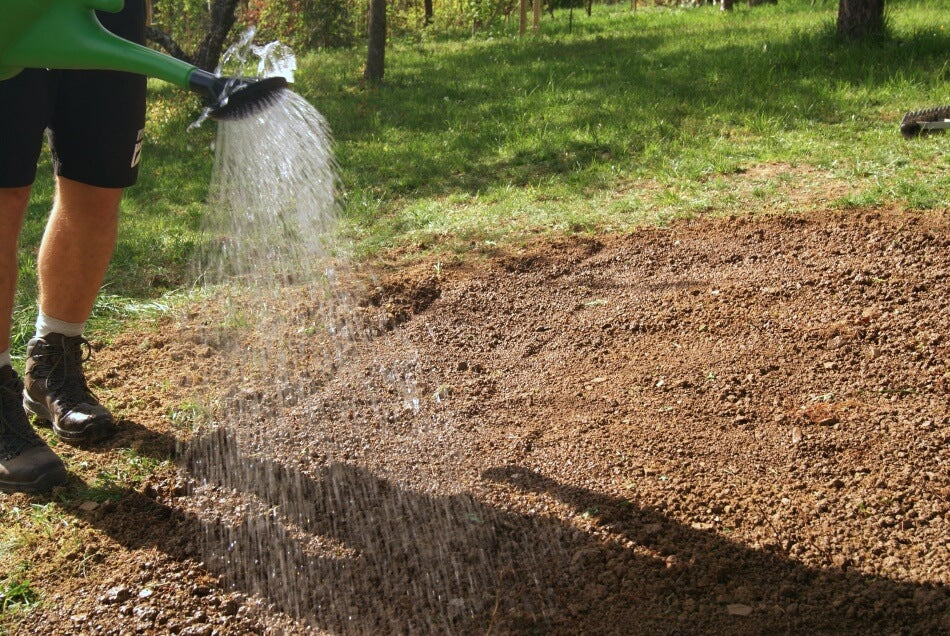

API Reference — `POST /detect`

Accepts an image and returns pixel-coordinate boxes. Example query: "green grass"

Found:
[0,579,38,615]
[292,0,948,253]
[11,0,949,353]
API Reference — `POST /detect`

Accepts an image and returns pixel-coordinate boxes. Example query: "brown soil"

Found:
[7,208,950,635]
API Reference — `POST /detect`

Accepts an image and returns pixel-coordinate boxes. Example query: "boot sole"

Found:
[0,466,68,494]
[22,394,116,444]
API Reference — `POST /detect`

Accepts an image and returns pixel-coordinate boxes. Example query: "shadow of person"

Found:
[68,430,947,635]
[480,465,948,634]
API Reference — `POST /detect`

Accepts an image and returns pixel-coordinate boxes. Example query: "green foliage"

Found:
[167,400,212,432]
[465,0,516,31]
[247,0,357,50]
[0,580,38,615]
[148,0,216,51]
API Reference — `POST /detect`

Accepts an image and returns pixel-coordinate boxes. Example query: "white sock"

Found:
[0,349,10,369]
[35,310,86,339]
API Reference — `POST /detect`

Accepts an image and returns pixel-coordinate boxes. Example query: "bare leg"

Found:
[0,186,32,354]
[23,177,120,443]
[0,186,69,494]
[37,177,122,323]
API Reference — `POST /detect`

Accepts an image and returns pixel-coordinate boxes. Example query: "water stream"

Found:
[178,34,556,633]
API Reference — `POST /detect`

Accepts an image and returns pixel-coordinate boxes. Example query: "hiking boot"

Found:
[0,366,68,494]
[23,333,116,444]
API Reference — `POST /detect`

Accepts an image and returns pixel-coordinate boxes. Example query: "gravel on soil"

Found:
[9,208,949,635]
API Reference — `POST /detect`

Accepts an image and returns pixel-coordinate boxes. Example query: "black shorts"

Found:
[0,0,147,189]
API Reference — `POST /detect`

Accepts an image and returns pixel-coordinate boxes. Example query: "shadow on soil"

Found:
[61,428,946,634]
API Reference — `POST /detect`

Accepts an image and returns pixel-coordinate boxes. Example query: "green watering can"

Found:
[0,0,286,119]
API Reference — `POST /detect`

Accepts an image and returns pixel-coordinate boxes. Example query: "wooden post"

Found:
[520,0,527,35]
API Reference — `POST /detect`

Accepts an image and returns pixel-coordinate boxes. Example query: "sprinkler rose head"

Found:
[210,76,289,121]
[188,70,289,121]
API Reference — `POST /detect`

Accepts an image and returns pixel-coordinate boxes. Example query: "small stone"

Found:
[727,603,753,616]
[133,605,158,621]
[78,501,99,512]
[791,426,803,444]
[827,478,845,489]
[101,585,131,604]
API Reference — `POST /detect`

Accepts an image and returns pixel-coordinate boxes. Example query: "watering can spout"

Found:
[189,69,288,120]
[0,0,286,120]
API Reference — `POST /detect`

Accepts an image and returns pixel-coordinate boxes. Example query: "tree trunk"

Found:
[145,25,190,62]
[145,0,240,71]
[837,0,884,38]
[721,0,733,10]
[519,0,527,35]
[192,0,241,71]
[424,0,433,25]
[532,0,540,32]
[365,0,386,83]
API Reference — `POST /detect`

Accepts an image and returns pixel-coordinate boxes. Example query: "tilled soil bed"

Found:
[7,208,949,635]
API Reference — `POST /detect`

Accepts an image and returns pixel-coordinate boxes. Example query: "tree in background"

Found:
[837,0,885,38]
[365,0,387,82]
[146,0,241,71]
[246,0,356,50]
[548,0,585,32]
[147,0,356,71]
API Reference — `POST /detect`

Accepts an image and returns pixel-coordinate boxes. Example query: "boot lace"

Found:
[30,336,100,408]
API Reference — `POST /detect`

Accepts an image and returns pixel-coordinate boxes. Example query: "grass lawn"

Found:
[14,1,948,356]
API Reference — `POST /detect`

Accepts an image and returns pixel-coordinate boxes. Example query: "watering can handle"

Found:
[0,0,195,87]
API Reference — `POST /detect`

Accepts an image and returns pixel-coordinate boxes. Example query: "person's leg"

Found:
[0,186,31,355]
[0,187,68,493]
[0,68,69,492]
[22,178,121,443]
[37,178,121,324]
[23,0,147,445]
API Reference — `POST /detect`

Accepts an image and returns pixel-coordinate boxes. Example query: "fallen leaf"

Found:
[727,603,753,616]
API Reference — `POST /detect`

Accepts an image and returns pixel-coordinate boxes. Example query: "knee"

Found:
[53,178,124,223]
[0,186,32,211]
[0,186,32,228]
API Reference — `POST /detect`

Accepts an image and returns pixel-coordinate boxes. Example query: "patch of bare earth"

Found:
[9,208,949,635]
